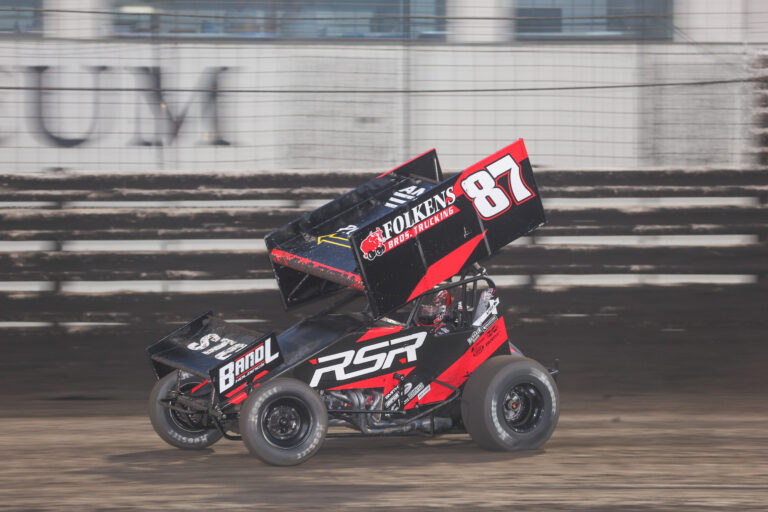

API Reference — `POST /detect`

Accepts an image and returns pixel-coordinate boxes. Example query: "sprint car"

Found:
[147,140,560,465]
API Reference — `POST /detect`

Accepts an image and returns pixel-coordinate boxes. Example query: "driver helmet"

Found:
[417,290,450,326]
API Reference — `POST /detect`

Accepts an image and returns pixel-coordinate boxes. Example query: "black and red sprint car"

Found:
[147,140,560,465]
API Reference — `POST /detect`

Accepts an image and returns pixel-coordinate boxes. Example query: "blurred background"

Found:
[0,0,766,171]
[0,1,765,410]
[1,5,767,510]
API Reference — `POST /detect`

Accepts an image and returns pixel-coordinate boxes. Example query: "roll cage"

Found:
[393,271,497,332]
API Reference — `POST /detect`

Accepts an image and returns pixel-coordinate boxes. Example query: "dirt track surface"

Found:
[3,397,767,512]
[3,285,767,510]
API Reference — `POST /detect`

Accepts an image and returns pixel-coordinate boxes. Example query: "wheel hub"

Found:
[260,396,312,448]
[266,405,301,440]
[504,391,523,421]
[501,383,543,433]
[504,393,522,418]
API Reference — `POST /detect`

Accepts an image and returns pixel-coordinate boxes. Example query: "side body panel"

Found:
[291,313,515,413]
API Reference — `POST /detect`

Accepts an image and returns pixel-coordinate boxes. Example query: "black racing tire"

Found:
[239,378,328,466]
[461,355,559,451]
[148,371,223,450]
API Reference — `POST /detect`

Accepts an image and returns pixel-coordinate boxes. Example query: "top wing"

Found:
[265,149,444,308]
[265,140,545,316]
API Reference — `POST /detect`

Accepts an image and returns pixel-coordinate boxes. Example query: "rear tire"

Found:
[149,371,223,450]
[461,356,559,451]
[240,378,328,466]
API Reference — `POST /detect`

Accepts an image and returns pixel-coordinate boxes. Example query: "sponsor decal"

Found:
[467,327,483,346]
[467,315,499,345]
[309,332,427,387]
[481,315,497,332]
[217,336,280,393]
[360,188,458,261]
[384,387,400,409]
[471,321,504,357]
[385,185,426,208]
[472,297,500,327]
[187,333,248,361]
[384,381,430,409]
[360,228,386,261]
[467,314,498,346]
[457,151,535,220]
[404,382,426,404]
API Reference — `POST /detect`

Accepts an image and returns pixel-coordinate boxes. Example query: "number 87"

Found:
[459,154,534,220]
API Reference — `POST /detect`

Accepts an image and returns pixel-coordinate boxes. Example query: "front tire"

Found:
[148,371,223,450]
[240,378,328,466]
[461,356,559,451]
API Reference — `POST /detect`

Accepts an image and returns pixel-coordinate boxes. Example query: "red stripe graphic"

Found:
[407,231,486,301]
[409,317,508,408]
[190,380,209,395]
[329,367,416,396]
[356,326,403,343]
[225,382,247,398]
[377,148,436,178]
[228,392,248,405]
[251,369,269,382]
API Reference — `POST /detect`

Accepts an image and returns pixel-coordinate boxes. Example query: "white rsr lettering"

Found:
[309,332,427,387]
[350,341,390,378]
[218,337,280,393]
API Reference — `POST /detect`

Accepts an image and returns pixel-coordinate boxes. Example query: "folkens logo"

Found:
[360,188,458,261]
[360,228,386,261]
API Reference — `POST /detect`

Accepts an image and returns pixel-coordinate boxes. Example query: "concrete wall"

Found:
[0,38,758,172]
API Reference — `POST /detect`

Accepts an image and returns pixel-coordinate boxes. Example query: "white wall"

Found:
[448,0,511,43]
[674,0,747,43]
[0,39,758,172]
[409,44,643,169]
[44,0,105,39]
